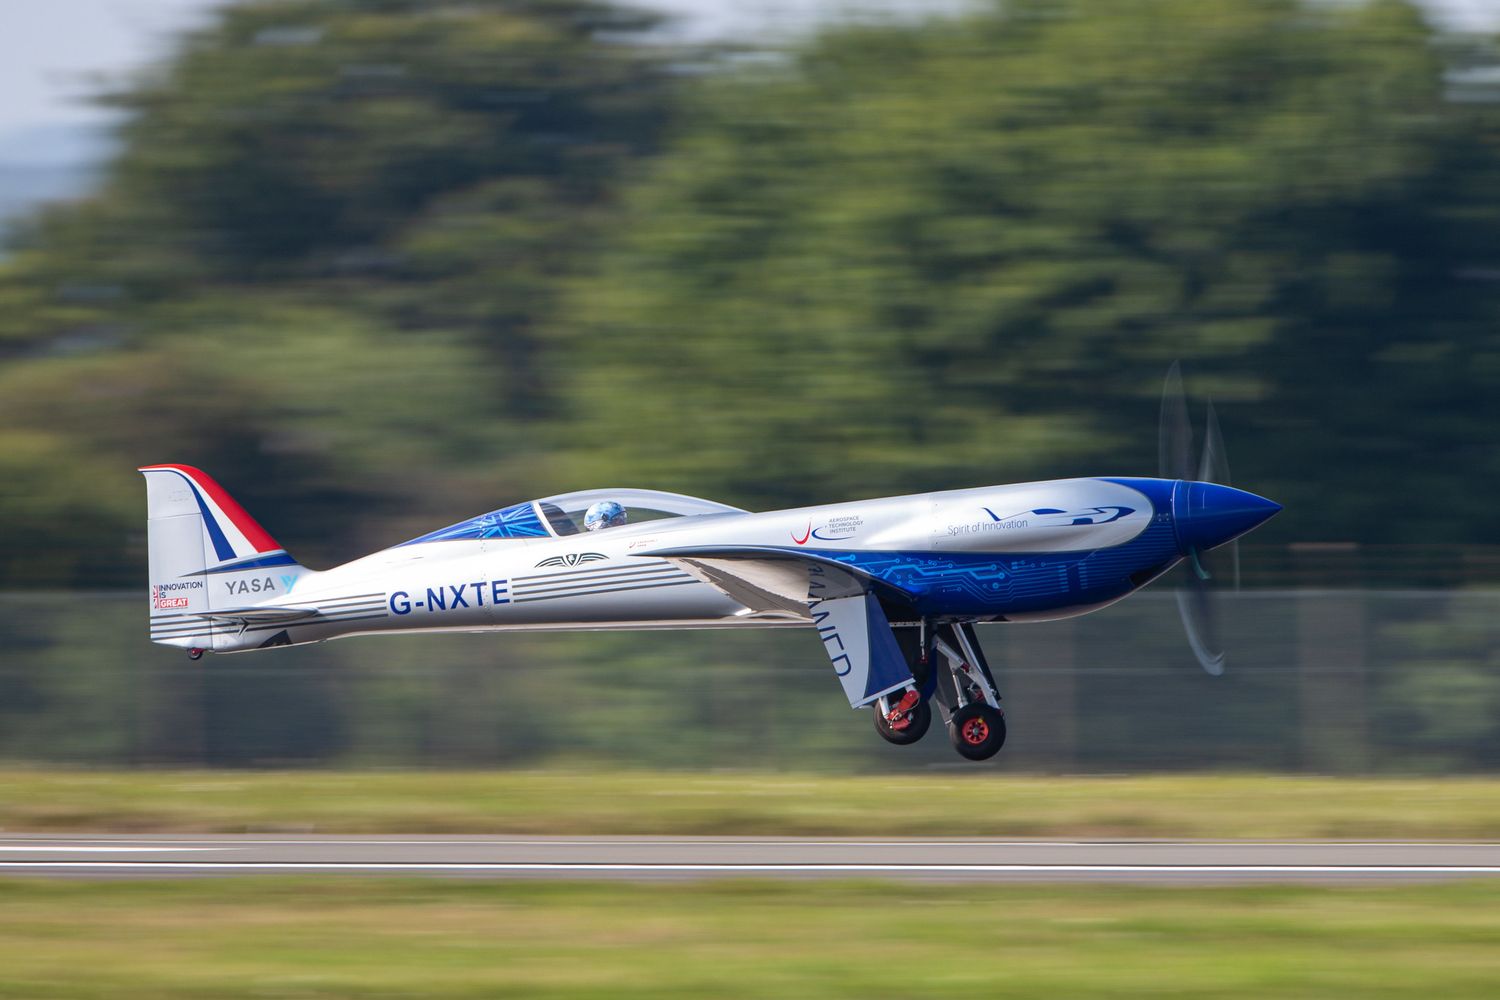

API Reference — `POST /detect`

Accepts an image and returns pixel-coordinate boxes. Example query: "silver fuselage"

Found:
[153,477,1185,653]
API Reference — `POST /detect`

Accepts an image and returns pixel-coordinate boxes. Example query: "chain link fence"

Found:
[1,591,1497,772]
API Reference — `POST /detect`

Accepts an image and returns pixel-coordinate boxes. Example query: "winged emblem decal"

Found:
[534,552,609,568]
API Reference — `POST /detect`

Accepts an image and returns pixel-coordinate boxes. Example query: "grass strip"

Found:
[2,768,1499,838]
[1,878,1499,999]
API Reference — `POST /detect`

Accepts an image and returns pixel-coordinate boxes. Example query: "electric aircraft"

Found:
[141,370,1279,761]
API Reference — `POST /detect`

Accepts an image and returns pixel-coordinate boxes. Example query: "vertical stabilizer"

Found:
[139,464,309,650]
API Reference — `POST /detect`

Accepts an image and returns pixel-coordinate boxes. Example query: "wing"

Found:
[644,545,914,618]
[647,546,917,707]
[658,553,816,618]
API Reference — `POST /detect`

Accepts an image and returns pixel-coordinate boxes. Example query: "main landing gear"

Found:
[949,701,1006,761]
[871,622,1006,761]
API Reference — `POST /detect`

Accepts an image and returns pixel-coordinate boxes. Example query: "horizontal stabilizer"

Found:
[205,606,322,626]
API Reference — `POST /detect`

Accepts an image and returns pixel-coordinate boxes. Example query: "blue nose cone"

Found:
[1174,482,1281,554]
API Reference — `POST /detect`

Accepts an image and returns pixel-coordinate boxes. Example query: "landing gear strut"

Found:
[866,622,1005,760]
[932,623,1006,761]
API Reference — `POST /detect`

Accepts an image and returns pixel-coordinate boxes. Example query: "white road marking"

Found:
[5,839,1499,848]
[1,862,1499,875]
[0,846,229,853]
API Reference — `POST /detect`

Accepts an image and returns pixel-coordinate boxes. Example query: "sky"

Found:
[0,0,1497,137]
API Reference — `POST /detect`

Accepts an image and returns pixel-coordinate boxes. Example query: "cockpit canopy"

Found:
[401,488,747,545]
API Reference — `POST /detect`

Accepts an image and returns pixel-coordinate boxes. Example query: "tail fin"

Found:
[139,464,310,649]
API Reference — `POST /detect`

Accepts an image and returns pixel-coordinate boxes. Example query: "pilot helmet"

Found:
[584,500,627,531]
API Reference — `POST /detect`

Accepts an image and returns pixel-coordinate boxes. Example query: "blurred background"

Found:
[3,0,1500,771]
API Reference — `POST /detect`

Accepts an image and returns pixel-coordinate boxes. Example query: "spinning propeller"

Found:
[1157,363,1277,675]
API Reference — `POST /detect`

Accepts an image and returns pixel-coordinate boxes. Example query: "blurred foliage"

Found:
[1378,594,1500,768]
[1,0,1499,586]
[0,0,676,579]
[564,0,1500,527]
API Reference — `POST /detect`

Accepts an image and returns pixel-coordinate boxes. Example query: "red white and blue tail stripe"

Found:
[138,464,298,571]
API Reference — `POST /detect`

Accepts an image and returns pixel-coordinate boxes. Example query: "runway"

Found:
[3,835,1500,881]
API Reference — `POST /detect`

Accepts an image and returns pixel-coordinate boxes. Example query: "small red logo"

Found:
[791,522,812,545]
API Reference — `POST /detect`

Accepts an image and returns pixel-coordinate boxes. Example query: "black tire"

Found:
[948,702,1006,761]
[873,697,932,745]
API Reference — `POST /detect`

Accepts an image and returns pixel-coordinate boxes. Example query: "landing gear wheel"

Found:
[949,703,1006,761]
[874,697,931,745]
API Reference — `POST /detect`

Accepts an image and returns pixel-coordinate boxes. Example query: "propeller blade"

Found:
[1175,580,1225,676]
[1198,400,1242,590]
[1159,364,1233,675]
[1158,361,1193,480]
[1198,399,1227,483]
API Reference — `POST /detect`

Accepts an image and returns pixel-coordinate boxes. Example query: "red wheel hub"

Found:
[961,717,989,745]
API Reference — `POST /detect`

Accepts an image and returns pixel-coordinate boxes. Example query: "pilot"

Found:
[584,500,627,532]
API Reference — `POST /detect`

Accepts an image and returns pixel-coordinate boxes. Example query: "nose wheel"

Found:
[873,689,932,745]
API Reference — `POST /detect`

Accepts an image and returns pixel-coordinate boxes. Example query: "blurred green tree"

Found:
[2,0,1499,590]
[0,0,679,582]
[561,0,1500,545]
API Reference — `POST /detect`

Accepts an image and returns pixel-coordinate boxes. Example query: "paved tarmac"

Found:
[3,835,1500,881]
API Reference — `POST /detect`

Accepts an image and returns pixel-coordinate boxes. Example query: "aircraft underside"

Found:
[259,609,1013,761]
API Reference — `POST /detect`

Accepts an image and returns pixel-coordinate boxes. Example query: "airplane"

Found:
[139,371,1280,761]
